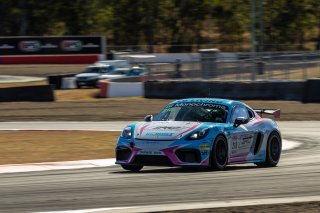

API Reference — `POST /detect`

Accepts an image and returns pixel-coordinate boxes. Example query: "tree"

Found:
[210,0,250,50]
[263,0,318,50]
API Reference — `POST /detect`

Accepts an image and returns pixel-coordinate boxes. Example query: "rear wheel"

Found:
[256,131,281,167]
[121,165,143,172]
[210,135,228,170]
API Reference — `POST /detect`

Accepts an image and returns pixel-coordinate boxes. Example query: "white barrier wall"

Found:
[107,82,144,98]
[114,53,238,63]
[61,77,76,89]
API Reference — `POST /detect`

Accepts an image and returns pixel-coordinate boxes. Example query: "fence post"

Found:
[198,48,220,78]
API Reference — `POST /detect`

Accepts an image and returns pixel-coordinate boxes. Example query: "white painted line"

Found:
[282,139,301,151]
[0,139,300,174]
[0,159,116,174]
[0,75,45,83]
[37,195,320,213]
[0,121,129,131]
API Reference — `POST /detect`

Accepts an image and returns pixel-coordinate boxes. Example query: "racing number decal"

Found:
[230,134,253,156]
[232,141,237,150]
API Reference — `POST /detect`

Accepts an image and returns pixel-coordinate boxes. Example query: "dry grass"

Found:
[217,66,320,80]
[0,130,120,165]
[55,89,100,102]
[0,80,47,88]
[0,64,88,77]
[0,98,319,121]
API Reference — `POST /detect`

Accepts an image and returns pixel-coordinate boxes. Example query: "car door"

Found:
[228,105,255,163]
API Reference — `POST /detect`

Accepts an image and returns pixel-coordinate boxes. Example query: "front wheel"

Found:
[256,131,282,167]
[121,165,143,172]
[210,135,228,170]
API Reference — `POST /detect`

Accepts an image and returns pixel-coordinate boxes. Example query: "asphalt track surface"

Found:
[0,121,319,212]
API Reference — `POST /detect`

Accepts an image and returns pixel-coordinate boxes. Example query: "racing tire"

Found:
[121,165,143,172]
[210,135,228,170]
[255,131,282,167]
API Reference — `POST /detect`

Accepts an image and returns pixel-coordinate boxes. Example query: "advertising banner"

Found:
[0,36,105,55]
[0,36,106,64]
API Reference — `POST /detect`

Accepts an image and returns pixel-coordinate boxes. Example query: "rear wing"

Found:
[254,109,281,118]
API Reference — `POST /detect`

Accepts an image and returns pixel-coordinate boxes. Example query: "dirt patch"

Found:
[0,130,119,165]
[55,88,100,101]
[0,98,319,121]
[0,80,47,88]
[165,201,320,213]
[0,64,88,77]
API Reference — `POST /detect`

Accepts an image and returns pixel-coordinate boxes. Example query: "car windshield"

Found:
[154,102,229,123]
[127,68,143,76]
[105,70,126,75]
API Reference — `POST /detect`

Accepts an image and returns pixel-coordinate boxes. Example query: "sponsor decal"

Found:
[0,36,103,55]
[200,144,210,156]
[139,150,163,155]
[199,144,210,150]
[41,43,58,49]
[60,40,82,51]
[0,44,15,49]
[230,133,253,154]
[201,150,209,155]
[139,123,151,136]
[168,102,228,111]
[19,40,41,52]
[232,141,238,150]
[152,126,182,130]
[238,136,252,148]
[145,132,174,137]
[82,43,100,48]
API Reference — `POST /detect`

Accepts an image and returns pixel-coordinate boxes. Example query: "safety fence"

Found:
[126,51,320,81]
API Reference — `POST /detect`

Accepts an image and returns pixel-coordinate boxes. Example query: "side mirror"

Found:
[144,115,153,122]
[233,117,248,128]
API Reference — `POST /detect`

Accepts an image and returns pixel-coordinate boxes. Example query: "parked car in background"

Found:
[75,64,112,88]
[99,66,148,81]
[75,60,130,88]
[94,60,129,69]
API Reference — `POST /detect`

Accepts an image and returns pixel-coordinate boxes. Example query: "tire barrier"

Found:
[0,85,54,102]
[303,78,320,103]
[47,73,76,89]
[99,81,144,98]
[144,80,307,101]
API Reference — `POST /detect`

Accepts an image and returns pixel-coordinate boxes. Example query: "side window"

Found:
[101,68,108,73]
[231,106,249,123]
[247,108,255,119]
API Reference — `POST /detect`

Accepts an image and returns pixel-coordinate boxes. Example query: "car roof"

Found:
[170,98,244,108]
[87,64,110,68]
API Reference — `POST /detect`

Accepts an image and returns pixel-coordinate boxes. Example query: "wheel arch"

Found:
[212,133,228,147]
[209,133,229,169]
[269,128,282,141]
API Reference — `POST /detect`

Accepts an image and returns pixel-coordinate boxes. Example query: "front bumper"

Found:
[115,139,210,167]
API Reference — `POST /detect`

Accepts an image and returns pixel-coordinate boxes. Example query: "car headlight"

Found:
[186,128,209,140]
[121,126,132,139]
